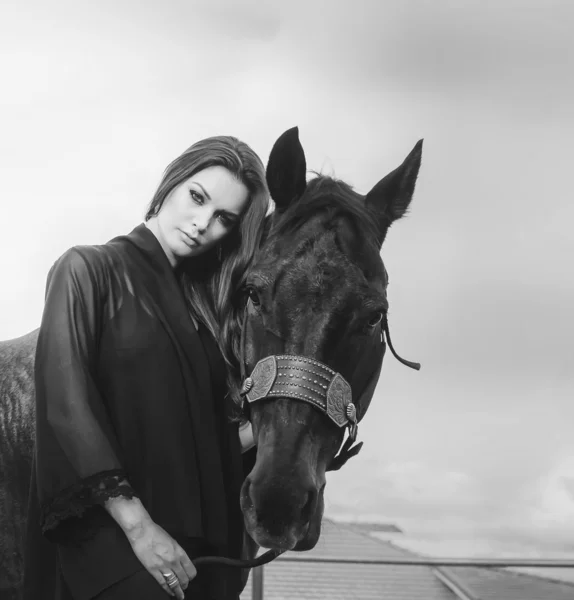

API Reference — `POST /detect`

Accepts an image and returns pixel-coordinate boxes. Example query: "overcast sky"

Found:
[1,0,573,577]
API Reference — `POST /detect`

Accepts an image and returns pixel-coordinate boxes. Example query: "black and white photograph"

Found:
[1,1,573,599]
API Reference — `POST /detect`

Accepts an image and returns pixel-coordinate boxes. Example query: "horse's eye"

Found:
[248,288,261,307]
[368,312,384,328]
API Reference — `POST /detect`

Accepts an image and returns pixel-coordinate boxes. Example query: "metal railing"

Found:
[249,556,574,600]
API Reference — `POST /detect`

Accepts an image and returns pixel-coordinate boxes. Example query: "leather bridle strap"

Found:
[242,354,359,441]
[238,315,421,471]
[383,316,421,371]
[327,317,421,470]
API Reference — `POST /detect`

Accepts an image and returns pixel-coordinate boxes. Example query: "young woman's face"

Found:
[151,166,249,267]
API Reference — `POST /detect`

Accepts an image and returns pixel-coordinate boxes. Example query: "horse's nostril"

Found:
[242,478,254,510]
[300,488,317,523]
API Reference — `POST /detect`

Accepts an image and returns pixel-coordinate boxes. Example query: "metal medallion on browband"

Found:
[241,354,359,441]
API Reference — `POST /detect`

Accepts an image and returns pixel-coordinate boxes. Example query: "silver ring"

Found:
[163,572,179,588]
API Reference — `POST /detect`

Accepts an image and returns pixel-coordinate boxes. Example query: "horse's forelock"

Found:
[268,175,380,251]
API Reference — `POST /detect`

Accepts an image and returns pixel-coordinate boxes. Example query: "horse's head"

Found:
[240,127,423,551]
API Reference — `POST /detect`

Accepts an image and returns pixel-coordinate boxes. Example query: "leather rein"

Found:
[192,314,420,570]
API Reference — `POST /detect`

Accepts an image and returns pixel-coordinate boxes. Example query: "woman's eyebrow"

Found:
[192,182,211,201]
[192,181,241,218]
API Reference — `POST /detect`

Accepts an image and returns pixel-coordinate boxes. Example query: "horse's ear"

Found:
[266,127,307,213]
[366,139,423,246]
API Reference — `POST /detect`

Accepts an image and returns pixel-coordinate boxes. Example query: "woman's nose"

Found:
[193,211,211,233]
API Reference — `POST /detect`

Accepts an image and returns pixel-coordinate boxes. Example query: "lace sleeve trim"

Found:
[40,468,138,535]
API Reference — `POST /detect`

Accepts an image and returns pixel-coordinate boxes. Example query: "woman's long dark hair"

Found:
[145,136,269,404]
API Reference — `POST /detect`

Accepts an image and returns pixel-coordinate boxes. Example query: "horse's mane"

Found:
[267,175,380,250]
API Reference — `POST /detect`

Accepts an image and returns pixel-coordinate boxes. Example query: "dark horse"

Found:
[0,127,423,597]
[0,329,37,598]
[238,128,422,551]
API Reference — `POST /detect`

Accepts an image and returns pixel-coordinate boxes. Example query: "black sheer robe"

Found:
[23,224,248,600]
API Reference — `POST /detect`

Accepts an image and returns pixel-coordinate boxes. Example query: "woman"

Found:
[22,136,269,600]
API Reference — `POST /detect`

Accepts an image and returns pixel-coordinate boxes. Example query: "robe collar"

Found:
[124,222,179,277]
[111,223,215,426]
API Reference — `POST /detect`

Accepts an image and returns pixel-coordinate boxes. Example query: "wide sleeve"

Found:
[34,246,136,540]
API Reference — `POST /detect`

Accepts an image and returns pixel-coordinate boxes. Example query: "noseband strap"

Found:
[242,355,359,442]
[239,315,420,472]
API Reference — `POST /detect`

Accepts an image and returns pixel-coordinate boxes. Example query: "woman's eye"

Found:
[217,213,233,227]
[190,190,204,204]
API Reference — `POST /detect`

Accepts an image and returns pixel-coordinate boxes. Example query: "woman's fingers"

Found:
[151,570,175,597]
[171,562,190,591]
[159,569,185,600]
[180,552,197,581]
[164,548,196,599]
[168,579,185,600]
[127,521,197,598]
[163,551,197,599]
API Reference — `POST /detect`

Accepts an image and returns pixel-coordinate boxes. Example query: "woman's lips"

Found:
[181,230,200,247]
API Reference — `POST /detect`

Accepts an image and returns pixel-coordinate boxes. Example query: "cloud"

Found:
[326,452,574,557]
[326,459,481,524]
[275,0,574,125]
[373,457,574,582]
[527,457,574,544]
[193,0,282,40]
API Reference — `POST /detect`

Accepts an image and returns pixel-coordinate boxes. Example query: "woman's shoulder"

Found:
[49,243,115,285]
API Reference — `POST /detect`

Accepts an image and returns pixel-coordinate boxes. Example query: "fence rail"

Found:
[249,555,574,600]
[275,556,574,568]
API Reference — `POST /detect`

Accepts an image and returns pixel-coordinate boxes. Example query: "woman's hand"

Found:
[127,521,197,599]
[105,492,196,599]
